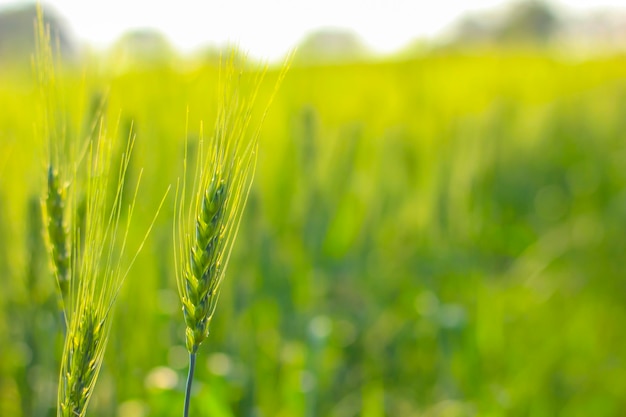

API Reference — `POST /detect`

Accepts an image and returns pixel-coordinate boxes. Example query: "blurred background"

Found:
[1,0,626,416]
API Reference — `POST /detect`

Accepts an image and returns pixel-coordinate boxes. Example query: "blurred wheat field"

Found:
[1,50,626,416]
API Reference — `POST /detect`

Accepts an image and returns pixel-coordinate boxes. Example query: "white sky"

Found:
[1,0,625,60]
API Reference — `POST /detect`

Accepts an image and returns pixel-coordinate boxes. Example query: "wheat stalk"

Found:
[34,6,170,416]
[176,63,261,417]
[174,52,290,416]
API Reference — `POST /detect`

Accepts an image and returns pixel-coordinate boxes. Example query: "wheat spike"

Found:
[57,122,168,417]
[58,308,104,417]
[44,165,71,301]
[175,54,270,353]
[35,4,74,310]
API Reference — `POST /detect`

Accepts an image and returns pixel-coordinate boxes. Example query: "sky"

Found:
[1,0,625,60]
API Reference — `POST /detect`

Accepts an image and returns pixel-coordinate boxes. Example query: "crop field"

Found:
[1,38,626,417]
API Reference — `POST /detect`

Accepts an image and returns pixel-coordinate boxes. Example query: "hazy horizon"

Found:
[1,0,625,60]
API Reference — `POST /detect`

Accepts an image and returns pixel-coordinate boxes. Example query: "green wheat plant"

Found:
[34,6,168,415]
[174,53,288,416]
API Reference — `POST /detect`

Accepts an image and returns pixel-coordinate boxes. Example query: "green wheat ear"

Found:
[59,308,103,417]
[44,165,71,300]
[181,175,227,352]
[175,53,269,354]
[35,3,75,312]
[174,51,290,416]
[58,122,168,417]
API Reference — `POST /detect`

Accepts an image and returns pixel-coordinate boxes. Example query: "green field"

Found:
[1,49,626,416]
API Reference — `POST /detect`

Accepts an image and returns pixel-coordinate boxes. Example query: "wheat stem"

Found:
[183,351,197,417]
